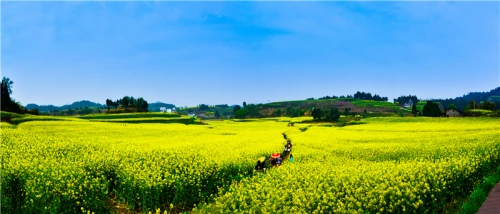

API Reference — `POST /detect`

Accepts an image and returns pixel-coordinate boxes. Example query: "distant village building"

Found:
[188,113,196,117]
[166,109,172,113]
[160,107,167,112]
[445,108,463,117]
[403,100,414,108]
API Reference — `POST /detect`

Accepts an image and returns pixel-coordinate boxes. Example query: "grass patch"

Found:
[460,165,500,214]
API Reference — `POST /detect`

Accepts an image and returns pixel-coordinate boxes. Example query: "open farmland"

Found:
[2,117,500,213]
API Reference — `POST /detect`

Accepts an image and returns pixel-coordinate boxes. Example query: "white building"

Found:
[166,109,172,113]
[403,100,414,108]
[160,107,167,112]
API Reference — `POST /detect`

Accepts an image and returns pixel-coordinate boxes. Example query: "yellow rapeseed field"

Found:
[2,117,499,213]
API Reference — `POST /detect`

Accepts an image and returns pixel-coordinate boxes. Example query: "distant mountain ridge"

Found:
[26,100,176,112]
[430,87,500,110]
[25,100,105,112]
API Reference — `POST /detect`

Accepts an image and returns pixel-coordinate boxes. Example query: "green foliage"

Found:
[422,101,442,117]
[106,96,149,113]
[234,105,261,119]
[447,104,457,110]
[464,109,493,117]
[479,101,495,111]
[412,104,418,116]
[214,109,221,119]
[199,104,209,111]
[271,109,283,117]
[326,108,341,122]
[460,165,500,214]
[394,95,419,106]
[233,105,241,115]
[1,77,24,114]
[311,108,323,120]
[354,91,388,101]
[343,107,351,115]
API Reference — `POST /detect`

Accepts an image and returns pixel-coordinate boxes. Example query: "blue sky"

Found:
[2,2,499,107]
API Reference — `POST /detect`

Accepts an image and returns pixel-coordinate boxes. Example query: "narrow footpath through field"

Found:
[477,181,500,214]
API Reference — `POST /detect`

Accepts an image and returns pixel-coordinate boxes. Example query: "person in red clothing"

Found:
[270,153,280,167]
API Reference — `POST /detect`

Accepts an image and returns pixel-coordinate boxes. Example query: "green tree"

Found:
[214,109,221,119]
[343,107,351,115]
[105,99,113,110]
[1,77,14,111]
[447,104,457,110]
[243,102,247,107]
[469,100,476,110]
[121,96,130,108]
[311,108,323,120]
[199,104,209,111]
[272,109,282,117]
[233,105,241,115]
[327,108,340,122]
[411,104,417,116]
[480,101,495,111]
[423,101,442,117]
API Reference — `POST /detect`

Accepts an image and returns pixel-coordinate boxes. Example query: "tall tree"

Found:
[121,96,130,108]
[423,101,442,117]
[105,99,112,110]
[243,101,247,107]
[1,77,14,111]
[233,105,241,115]
[412,103,417,116]
[469,100,476,110]
[214,109,221,119]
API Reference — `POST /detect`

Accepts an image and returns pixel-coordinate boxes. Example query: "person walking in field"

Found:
[270,153,280,167]
[277,156,282,166]
[255,157,266,172]
[289,154,294,163]
[284,144,292,156]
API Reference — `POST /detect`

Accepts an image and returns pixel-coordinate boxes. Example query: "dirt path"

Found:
[477,182,500,214]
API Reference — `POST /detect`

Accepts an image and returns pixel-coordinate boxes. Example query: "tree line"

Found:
[431,87,500,111]
[105,96,149,113]
[315,91,388,102]
[394,95,419,106]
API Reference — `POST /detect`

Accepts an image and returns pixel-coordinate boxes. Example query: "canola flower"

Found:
[195,117,500,213]
[2,120,290,213]
[1,117,500,213]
